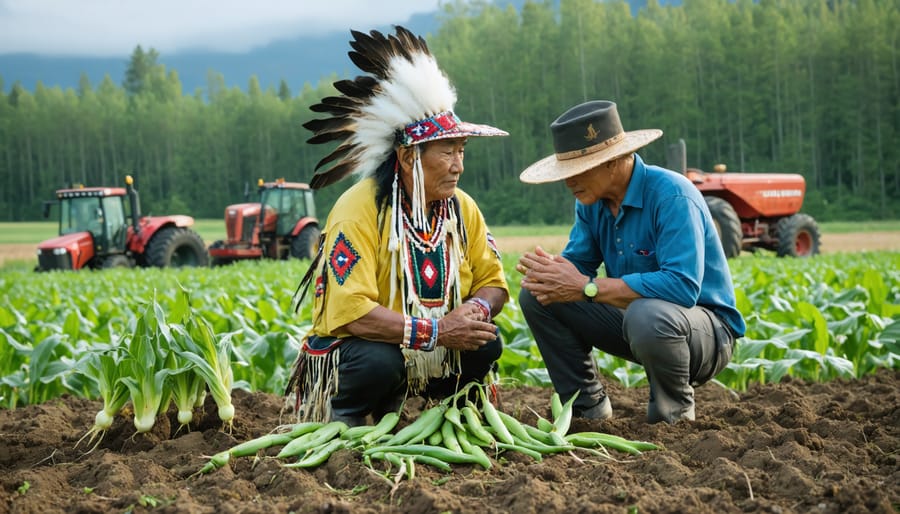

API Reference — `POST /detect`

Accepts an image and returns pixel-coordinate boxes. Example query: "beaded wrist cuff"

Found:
[466,297,492,323]
[403,315,437,352]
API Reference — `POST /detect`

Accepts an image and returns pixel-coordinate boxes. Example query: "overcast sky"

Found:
[0,0,444,56]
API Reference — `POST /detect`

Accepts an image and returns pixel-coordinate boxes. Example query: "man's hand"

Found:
[516,246,587,306]
[437,305,497,352]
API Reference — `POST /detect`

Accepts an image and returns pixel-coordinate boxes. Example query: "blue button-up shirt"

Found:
[562,154,746,337]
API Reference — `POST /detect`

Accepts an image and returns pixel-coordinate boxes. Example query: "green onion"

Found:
[75,349,129,450]
[119,299,175,433]
[169,365,206,428]
[172,316,235,429]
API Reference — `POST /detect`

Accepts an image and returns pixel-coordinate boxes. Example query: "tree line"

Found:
[0,0,897,225]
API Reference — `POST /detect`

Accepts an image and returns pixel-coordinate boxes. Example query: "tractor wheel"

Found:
[146,227,210,268]
[290,225,321,260]
[102,254,132,269]
[704,196,742,259]
[774,213,820,257]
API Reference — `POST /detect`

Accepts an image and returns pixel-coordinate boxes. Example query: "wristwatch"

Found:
[583,278,598,302]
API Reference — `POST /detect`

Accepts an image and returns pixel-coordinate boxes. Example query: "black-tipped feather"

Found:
[348,30,393,76]
[304,26,431,190]
[309,96,360,114]
[311,159,358,190]
[307,130,356,146]
[333,77,379,99]
[315,143,356,170]
[348,26,430,79]
[303,117,355,135]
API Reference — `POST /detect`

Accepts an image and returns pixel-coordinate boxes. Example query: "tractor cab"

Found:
[208,178,320,265]
[36,176,208,271]
[37,186,131,270]
[258,179,317,237]
[57,191,129,252]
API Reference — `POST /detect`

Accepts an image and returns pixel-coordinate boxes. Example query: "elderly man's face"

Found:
[401,137,468,203]
[564,154,633,205]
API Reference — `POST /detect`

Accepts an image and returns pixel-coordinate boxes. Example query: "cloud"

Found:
[0,0,443,56]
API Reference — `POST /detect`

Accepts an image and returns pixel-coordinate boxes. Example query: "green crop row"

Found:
[1,252,898,408]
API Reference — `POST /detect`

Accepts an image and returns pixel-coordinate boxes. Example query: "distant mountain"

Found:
[0,10,439,95]
[0,0,678,94]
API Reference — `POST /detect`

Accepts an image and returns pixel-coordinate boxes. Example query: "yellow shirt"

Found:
[310,178,507,338]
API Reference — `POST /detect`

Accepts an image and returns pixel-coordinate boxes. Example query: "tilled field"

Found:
[1,370,897,513]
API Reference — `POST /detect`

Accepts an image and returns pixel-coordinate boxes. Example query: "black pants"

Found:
[519,289,734,423]
[330,336,502,419]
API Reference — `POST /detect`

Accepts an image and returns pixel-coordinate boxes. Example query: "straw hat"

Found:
[520,100,662,184]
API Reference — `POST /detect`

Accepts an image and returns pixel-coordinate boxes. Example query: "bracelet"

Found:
[466,297,492,323]
[427,317,439,351]
[402,315,413,348]
[404,316,437,352]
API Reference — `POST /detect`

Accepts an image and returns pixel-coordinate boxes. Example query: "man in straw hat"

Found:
[286,26,509,426]
[516,100,745,424]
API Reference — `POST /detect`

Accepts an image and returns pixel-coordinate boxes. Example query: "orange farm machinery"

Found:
[208,178,320,265]
[667,139,821,258]
[36,175,208,271]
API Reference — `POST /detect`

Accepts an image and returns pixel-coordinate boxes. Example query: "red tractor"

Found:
[207,178,320,265]
[36,175,209,271]
[667,139,821,258]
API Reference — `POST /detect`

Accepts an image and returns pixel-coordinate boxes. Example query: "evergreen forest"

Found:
[0,0,897,225]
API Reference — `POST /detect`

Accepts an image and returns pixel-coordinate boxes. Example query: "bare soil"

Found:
[1,370,897,514]
[4,231,899,267]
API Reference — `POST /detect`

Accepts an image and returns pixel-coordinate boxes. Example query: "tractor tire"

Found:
[102,254,132,269]
[290,225,321,260]
[145,227,209,268]
[704,196,742,259]
[774,213,820,257]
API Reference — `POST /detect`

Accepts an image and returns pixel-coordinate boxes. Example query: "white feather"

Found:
[351,51,457,179]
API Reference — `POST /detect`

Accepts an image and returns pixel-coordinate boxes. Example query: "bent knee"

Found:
[354,341,406,377]
[624,299,687,349]
[481,336,503,363]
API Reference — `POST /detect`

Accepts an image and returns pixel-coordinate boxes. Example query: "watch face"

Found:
[584,282,598,297]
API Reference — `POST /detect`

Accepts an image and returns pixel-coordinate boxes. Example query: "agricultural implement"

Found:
[207,178,320,265]
[667,139,821,258]
[36,175,208,271]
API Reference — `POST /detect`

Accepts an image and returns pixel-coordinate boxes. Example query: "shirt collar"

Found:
[622,153,647,210]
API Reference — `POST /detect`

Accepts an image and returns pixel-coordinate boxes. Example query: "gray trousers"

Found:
[518,290,734,423]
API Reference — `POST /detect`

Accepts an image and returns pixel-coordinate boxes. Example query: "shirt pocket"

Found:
[627,247,658,273]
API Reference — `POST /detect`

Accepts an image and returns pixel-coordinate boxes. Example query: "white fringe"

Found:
[388,170,401,308]
[411,148,428,228]
[296,348,340,423]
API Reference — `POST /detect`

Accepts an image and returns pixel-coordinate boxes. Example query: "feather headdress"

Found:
[303,26,508,189]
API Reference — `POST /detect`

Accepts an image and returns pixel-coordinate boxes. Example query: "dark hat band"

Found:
[556,132,625,161]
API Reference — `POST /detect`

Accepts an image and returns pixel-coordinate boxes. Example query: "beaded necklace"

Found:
[387,152,464,393]
[401,196,451,309]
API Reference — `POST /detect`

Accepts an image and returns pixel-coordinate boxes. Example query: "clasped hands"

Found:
[516,246,585,306]
[438,301,497,352]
